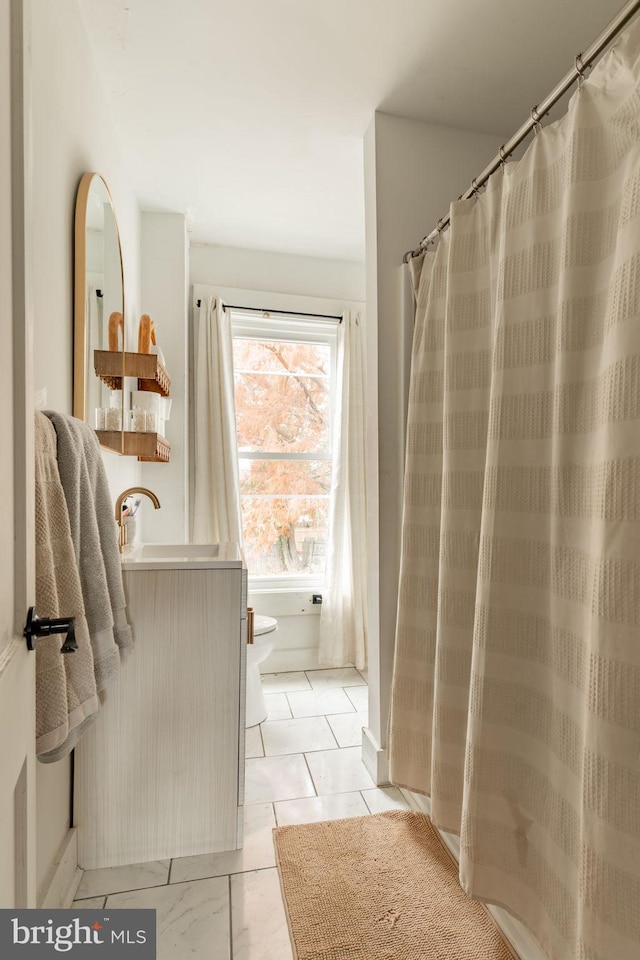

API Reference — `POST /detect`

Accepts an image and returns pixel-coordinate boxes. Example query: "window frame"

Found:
[230,308,339,591]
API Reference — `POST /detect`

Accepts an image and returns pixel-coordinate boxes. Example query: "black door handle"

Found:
[24,607,77,653]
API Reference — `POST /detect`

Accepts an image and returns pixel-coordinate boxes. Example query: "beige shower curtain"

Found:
[390,19,640,960]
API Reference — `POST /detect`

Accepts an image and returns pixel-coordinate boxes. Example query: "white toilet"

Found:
[245,613,278,727]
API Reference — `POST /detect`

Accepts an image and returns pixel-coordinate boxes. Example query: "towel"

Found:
[35,412,99,762]
[44,411,133,690]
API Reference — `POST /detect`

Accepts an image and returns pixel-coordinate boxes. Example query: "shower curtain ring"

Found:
[499,145,508,167]
[436,217,447,233]
[471,178,480,199]
[575,53,585,89]
[531,105,542,135]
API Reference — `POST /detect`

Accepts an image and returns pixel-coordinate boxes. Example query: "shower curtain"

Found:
[389,20,640,960]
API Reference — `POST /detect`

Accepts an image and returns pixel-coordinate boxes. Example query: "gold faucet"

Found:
[115,486,161,550]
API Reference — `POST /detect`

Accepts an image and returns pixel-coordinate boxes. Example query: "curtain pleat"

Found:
[318,311,368,669]
[390,19,640,960]
[390,247,443,794]
[192,297,243,545]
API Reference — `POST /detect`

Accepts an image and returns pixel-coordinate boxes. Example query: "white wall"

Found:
[139,213,189,544]
[247,590,322,674]
[30,0,141,902]
[363,112,502,783]
[191,244,365,303]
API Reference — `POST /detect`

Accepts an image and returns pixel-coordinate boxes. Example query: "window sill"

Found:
[248,578,324,595]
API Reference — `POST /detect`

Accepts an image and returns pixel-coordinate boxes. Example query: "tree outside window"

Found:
[232,326,334,580]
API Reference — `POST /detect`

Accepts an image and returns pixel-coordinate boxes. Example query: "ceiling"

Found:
[78,0,627,261]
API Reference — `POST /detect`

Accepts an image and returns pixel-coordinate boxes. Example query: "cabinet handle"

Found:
[247,607,254,645]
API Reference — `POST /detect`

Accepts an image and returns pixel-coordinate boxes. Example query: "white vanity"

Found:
[74,543,247,870]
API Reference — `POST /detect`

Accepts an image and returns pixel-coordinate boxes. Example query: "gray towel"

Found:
[44,411,133,690]
[35,412,100,761]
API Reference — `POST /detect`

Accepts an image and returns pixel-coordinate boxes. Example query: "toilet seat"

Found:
[254,614,277,636]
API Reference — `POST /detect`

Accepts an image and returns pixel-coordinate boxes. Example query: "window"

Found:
[231,310,337,585]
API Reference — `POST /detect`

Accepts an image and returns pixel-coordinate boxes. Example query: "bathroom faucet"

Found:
[115,486,161,549]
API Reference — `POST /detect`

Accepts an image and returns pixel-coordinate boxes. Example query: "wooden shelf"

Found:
[94,350,171,396]
[93,350,123,390]
[96,430,171,462]
[95,429,122,455]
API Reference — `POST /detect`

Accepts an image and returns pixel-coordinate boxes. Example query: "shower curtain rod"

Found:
[403,0,640,263]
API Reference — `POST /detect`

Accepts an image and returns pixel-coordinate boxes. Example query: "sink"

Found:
[132,543,221,558]
[121,542,243,569]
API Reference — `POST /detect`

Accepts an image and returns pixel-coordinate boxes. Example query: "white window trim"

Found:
[192,285,364,591]
[232,311,336,589]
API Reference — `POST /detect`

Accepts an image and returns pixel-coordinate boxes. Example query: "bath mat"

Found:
[273,810,516,960]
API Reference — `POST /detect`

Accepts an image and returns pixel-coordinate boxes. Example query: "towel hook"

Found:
[24,607,77,653]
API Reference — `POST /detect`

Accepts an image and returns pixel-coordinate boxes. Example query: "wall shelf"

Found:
[96,430,171,463]
[94,350,171,396]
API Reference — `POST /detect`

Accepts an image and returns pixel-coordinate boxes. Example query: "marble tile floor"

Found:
[72,666,410,959]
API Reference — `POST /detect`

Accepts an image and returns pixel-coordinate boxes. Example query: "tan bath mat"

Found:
[273,810,517,960]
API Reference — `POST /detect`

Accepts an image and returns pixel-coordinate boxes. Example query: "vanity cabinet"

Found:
[74,549,247,869]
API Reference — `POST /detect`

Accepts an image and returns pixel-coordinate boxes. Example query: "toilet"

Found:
[245,612,278,727]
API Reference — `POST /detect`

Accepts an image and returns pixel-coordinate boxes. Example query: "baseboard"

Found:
[400,790,547,960]
[38,827,82,908]
[260,647,320,673]
[361,726,390,785]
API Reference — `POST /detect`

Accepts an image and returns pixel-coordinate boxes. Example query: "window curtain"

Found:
[318,310,368,670]
[192,296,243,545]
[389,19,640,960]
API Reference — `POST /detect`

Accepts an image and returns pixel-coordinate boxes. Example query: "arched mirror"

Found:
[73,172,124,434]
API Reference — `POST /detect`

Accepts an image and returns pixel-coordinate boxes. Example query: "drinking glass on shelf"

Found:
[145,410,158,432]
[106,406,122,431]
[129,407,146,432]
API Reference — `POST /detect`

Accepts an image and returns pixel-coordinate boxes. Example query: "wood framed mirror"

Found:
[73,172,124,435]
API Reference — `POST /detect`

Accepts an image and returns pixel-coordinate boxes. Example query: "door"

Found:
[0,0,36,908]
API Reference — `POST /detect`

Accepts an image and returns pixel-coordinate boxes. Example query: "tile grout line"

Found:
[77,879,171,900]
[301,751,319,797]
[283,690,293,720]
[324,714,342,750]
[248,743,359,762]
[260,710,358,726]
[247,783,379,809]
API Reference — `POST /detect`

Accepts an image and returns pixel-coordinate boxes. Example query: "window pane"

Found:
[240,495,329,577]
[233,338,329,376]
[233,334,333,580]
[239,459,332,496]
[234,371,330,453]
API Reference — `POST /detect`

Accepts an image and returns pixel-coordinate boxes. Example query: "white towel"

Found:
[45,411,133,690]
[35,412,99,761]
